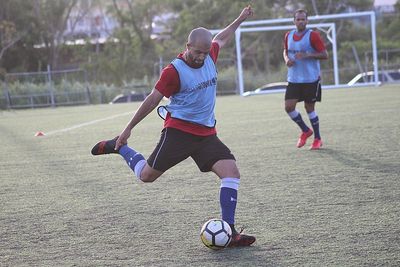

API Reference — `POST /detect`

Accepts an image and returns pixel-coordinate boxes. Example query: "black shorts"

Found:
[147,127,235,172]
[285,80,322,103]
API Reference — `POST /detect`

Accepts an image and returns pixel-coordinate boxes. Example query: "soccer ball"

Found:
[200,219,232,249]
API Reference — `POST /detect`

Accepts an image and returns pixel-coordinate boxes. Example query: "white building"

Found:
[151,12,179,40]
[374,0,398,13]
[64,6,119,44]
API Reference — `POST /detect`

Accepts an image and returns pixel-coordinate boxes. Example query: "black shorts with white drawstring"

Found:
[285,80,322,103]
[147,127,235,172]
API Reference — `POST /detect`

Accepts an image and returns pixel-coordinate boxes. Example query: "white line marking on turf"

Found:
[44,111,132,136]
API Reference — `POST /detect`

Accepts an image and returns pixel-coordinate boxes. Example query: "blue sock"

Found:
[220,178,240,225]
[308,111,321,139]
[288,110,309,132]
[119,145,146,178]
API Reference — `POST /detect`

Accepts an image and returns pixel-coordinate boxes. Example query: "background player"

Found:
[283,9,328,150]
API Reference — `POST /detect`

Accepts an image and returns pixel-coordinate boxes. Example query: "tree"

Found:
[0,0,36,73]
[379,2,400,43]
[0,0,397,87]
[287,0,374,15]
[0,21,24,62]
[33,0,78,69]
[80,0,171,84]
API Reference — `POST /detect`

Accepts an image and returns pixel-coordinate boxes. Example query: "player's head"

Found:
[293,9,308,32]
[185,27,212,67]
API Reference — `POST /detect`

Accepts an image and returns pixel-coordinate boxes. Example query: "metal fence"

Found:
[1,67,90,109]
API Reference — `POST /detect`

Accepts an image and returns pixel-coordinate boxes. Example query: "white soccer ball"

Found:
[200,219,232,249]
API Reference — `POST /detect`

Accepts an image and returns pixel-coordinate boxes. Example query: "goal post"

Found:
[235,23,338,95]
[212,11,379,96]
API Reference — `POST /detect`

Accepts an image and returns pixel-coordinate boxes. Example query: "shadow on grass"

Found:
[319,148,400,175]
[197,243,284,266]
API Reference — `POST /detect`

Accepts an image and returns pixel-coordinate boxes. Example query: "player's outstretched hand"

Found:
[239,5,254,22]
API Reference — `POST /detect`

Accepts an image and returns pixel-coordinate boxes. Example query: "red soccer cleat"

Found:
[310,138,323,150]
[228,228,256,247]
[296,129,313,148]
[91,136,120,155]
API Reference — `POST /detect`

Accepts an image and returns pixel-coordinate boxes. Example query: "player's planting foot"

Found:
[296,129,313,148]
[228,228,256,247]
[310,138,323,150]
[91,136,120,155]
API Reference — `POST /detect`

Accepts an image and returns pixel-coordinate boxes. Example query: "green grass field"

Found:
[1,85,399,266]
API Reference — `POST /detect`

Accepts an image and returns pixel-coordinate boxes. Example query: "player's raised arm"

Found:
[213,5,253,48]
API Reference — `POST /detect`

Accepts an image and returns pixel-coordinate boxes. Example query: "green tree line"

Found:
[1,0,399,87]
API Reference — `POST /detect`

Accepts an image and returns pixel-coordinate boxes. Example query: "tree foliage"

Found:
[0,0,398,86]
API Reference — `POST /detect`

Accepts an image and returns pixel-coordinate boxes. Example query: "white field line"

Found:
[44,111,132,136]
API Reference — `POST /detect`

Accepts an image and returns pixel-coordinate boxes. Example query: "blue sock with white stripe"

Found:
[119,145,146,180]
[220,178,240,225]
[288,110,310,132]
[308,111,321,139]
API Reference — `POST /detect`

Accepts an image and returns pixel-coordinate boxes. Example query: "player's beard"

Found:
[297,23,306,32]
[187,52,204,67]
